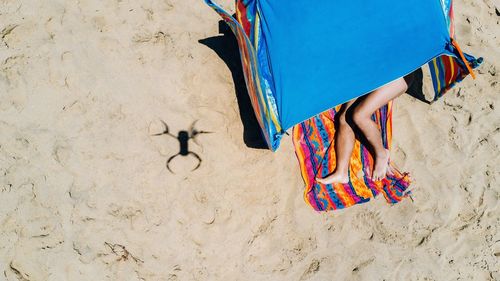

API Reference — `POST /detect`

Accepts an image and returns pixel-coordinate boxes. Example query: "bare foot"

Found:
[372,148,390,181]
[316,170,349,184]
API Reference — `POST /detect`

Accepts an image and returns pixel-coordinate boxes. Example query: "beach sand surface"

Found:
[0,0,498,280]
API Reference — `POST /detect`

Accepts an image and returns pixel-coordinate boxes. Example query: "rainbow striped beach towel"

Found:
[204,0,482,211]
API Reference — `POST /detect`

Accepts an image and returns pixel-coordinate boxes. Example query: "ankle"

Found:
[375,149,389,159]
[334,168,348,175]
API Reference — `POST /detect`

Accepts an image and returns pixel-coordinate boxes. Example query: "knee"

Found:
[352,108,369,126]
[400,78,409,93]
[338,111,350,127]
[396,77,409,94]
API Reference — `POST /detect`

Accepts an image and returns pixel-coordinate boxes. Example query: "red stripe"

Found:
[443,57,452,86]
[236,1,251,36]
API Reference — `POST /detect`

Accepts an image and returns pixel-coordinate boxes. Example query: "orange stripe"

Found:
[451,38,476,79]
[292,126,315,209]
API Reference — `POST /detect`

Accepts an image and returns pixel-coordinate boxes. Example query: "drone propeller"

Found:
[151,120,176,138]
[189,120,213,145]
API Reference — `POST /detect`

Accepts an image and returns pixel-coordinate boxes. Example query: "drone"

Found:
[151,120,212,173]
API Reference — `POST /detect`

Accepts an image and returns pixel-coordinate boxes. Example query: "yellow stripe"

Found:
[386,101,392,146]
[448,56,455,85]
[432,59,442,94]
[236,9,243,28]
[254,14,260,49]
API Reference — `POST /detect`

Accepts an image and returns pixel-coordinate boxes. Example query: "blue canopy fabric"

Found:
[204,0,482,151]
[258,0,448,130]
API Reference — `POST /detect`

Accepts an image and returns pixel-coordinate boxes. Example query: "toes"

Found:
[386,166,394,177]
[372,173,382,181]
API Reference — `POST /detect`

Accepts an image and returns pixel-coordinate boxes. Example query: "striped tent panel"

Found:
[428,47,483,101]
[204,0,282,150]
[440,0,454,37]
[428,0,482,101]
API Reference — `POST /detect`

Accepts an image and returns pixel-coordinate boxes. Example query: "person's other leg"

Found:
[316,99,357,184]
[352,77,408,181]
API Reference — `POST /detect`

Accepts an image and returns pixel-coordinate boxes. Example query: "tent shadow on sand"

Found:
[199,20,268,149]
[199,19,431,150]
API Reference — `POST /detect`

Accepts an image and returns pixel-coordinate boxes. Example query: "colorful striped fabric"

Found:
[428,0,483,101]
[428,45,482,101]
[204,0,482,212]
[204,0,282,150]
[441,0,455,37]
[292,102,412,211]
[290,1,481,211]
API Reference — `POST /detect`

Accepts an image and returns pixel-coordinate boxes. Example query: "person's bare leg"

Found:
[316,99,357,184]
[352,78,408,181]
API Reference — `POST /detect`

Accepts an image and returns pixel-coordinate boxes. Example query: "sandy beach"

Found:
[0,0,498,280]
